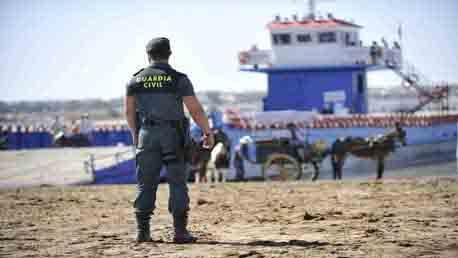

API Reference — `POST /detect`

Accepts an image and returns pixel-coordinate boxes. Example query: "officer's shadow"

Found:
[153,239,331,248]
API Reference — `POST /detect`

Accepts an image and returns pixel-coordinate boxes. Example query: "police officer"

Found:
[125,37,214,243]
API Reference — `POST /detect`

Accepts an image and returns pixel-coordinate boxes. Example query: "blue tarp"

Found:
[93,159,136,184]
[92,159,170,185]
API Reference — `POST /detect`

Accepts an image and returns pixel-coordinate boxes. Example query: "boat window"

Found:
[272,34,279,45]
[272,33,291,45]
[319,32,337,43]
[297,34,312,43]
[345,32,356,46]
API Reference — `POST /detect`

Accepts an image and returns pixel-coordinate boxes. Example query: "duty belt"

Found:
[141,118,180,128]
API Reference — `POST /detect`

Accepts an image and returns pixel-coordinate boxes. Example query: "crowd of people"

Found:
[369,38,401,66]
[2,113,458,151]
[0,115,133,150]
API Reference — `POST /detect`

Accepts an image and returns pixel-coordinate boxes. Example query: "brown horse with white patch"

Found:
[330,123,407,180]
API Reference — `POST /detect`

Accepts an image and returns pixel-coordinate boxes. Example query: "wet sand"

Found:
[1,177,458,258]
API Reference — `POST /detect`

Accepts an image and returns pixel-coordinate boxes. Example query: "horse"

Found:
[189,129,231,183]
[206,142,230,182]
[330,123,407,180]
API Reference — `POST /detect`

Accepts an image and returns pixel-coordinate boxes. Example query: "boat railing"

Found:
[239,45,402,69]
[344,46,402,68]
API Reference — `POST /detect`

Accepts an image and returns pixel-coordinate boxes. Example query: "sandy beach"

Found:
[1,175,458,258]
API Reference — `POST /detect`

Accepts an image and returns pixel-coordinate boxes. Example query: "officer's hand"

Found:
[202,133,215,149]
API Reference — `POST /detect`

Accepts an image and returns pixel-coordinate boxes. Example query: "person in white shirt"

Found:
[79,114,94,136]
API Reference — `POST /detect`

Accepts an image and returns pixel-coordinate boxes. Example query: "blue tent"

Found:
[39,132,53,148]
[7,132,19,150]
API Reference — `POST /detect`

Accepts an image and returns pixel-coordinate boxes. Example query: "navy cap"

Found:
[145,37,171,55]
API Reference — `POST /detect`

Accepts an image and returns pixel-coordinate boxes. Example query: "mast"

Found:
[308,0,316,19]
[307,0,336,20]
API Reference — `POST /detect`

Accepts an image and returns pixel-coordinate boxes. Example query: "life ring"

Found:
[238,51,250,65]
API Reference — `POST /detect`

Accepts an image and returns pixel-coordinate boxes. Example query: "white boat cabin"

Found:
[239,14,402,70]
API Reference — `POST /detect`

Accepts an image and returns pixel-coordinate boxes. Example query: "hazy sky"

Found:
[1,0,457,101]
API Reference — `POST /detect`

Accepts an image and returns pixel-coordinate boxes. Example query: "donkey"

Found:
[330,123,407,180]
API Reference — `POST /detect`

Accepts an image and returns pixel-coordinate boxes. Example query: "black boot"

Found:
[135,212,152,243]
[173,212,197,244]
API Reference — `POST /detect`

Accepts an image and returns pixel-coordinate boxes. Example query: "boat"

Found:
[203,0,458,180]
[90,1,457,184]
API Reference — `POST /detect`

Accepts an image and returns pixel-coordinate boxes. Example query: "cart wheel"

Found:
[262,153,302,181]
[301,162,318,181]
